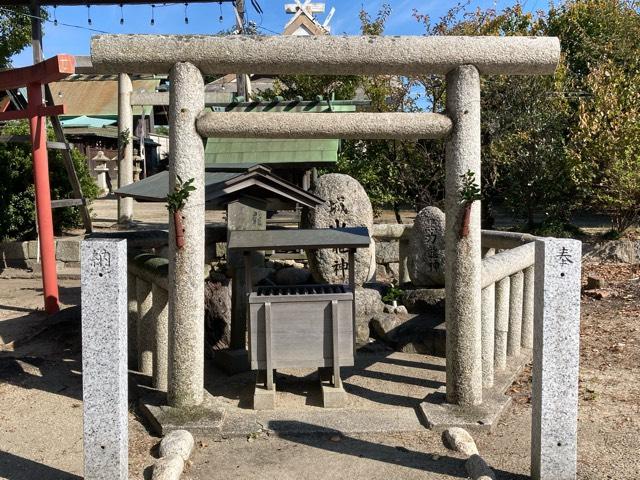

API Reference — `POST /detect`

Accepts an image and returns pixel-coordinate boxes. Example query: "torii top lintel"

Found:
[0,54,74,121]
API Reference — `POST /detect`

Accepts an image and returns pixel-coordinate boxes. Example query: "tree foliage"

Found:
[0,5,36,69]
[0,121,99,241]
[260,1,640,233]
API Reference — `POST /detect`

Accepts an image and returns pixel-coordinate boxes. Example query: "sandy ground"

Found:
[0,262,638,479]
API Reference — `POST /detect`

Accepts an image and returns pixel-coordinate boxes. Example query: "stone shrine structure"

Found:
[83,34,583,480]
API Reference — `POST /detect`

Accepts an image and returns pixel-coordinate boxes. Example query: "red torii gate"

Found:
[0,55,75,314]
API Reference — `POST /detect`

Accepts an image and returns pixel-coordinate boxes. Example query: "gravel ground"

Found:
[0,261,638,480]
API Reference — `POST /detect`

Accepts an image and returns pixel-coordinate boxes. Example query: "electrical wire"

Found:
[0,5,110,34]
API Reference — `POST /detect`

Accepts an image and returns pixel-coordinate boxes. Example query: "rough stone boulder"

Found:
[402,287,445,314]
[304,173,376,285]
[274,267,312,285]
[583,239,640,264]
[204,274,232,352]
[408,206,446,287]
[354,285,385,345]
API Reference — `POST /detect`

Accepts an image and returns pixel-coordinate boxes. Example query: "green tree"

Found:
[0,121,99,241]
[570,59,640,233]
[548,0,640,233]
[0,5,36,68]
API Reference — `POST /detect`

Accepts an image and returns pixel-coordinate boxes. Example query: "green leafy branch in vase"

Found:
[166,175,196,249]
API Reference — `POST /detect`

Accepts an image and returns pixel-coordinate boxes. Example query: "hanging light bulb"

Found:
[87,4,92,25]
[184,3,189,24]
[53,5,58,26]
[119,3,124,25]
[219,1,223,22]
[150,4,155,26]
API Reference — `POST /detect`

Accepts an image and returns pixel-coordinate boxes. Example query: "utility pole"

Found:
[234,0,251,99]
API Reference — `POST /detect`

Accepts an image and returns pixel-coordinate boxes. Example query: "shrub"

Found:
[0,121,99,241]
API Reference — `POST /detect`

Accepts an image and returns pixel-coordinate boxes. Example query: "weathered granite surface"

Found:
[531,238,581,480]
[305,174,376,285]
[81,238,128,480]
[408,206,446,287]
[91,35,560,76]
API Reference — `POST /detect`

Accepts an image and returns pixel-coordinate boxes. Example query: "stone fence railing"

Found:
[373,225,538,389]
[480,231,537,389]
[127,226,536,395]
[127,253,211,393]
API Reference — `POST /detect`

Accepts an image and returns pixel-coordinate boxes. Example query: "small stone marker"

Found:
[408,206,446,287]
[305,173,376,285]
[531,238,581,480]
[81,238,128,480]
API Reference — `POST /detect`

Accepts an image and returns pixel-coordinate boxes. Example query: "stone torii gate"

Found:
[90,35,560,408]
[0,55,75,314]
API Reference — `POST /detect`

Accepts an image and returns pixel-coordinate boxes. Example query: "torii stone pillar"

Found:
[117,72,134,224]
[167,62,205,408]
[444,65,483,406]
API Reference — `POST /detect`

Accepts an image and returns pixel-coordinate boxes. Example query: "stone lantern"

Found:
[92,150,111,196]
[132,149,143,182]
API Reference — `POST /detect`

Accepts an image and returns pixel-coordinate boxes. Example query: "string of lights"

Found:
[0,2,264,31]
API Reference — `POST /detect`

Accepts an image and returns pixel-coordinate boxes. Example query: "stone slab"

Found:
[81,238,128,480]
[140,391,225,437]
[320,381,348,408]
[253,385,276,411]
[419,352,530,433]
[56,239,81,262]
[531,238,581,480]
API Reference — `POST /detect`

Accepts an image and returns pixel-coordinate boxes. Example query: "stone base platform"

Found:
[419,350,531,433]
[140,348,530,438]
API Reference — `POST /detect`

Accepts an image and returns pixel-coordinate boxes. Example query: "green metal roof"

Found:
[60,115,117,128]
[204,103,356,167]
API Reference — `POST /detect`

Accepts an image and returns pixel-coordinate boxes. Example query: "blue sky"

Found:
[8,0,509,67]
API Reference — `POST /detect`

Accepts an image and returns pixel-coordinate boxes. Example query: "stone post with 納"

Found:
[81,238,128,480]
[531,238,581,480]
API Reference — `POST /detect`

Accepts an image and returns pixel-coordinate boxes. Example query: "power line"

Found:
[0,5,111,34]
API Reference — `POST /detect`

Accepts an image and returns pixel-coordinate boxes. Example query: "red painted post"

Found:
[27,81,59,314]
[0,55,75,314]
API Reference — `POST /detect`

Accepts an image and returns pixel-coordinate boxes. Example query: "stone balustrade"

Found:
[480,231,537,388]
[127,253,210,392]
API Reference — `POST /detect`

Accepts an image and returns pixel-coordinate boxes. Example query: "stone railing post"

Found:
[494,276,510,370]
[152,285,169,391]
[81,238,128,480]
[127,272,138,369]
[480,247,495,388]
[168,62,205,408]
[531,238,581,480]
[136,277,153,376]
[481,284,495,388]
[444,65,482,406]
[507,271,524,357]
[521,265,535,349]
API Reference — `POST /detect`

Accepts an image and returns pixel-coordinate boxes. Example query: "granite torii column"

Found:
[117,72,134,224]
[445,65,483,407]
[167,62,205,408]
